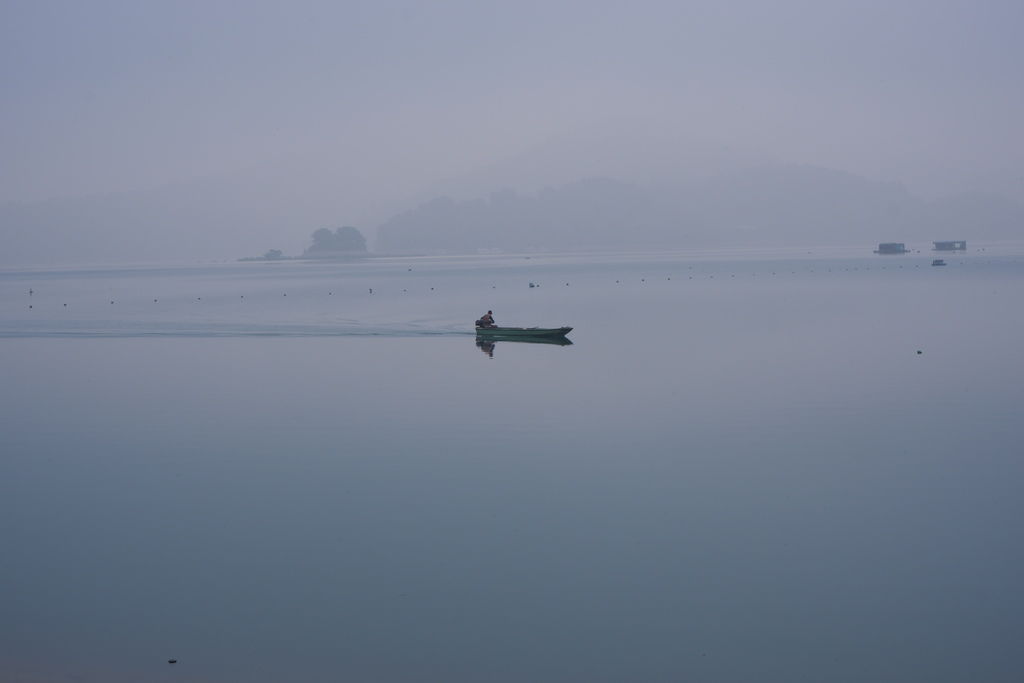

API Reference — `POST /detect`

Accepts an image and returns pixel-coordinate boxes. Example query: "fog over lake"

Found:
[2,246,1023,682]
[4,2,1023,264]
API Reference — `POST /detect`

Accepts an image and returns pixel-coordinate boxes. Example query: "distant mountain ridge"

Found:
[376,166,1024,253]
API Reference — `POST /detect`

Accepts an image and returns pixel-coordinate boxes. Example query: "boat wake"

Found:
[0,320,476,339]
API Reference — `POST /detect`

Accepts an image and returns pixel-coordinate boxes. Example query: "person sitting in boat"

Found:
[476,310,496,329]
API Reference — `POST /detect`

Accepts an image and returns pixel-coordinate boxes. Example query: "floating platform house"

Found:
[875,242,909,254]
[934,240,967,251]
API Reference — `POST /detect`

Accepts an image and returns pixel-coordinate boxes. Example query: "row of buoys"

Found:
[13,259,978,310]
[19,258,1004,299]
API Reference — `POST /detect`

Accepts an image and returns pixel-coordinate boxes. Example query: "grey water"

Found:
[2,246,1023,682]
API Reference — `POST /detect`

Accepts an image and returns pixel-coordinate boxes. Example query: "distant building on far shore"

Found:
[875,242,909,254]
[933,240,967,251]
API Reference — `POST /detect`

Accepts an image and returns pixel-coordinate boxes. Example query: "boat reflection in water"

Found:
[475,334,573,358]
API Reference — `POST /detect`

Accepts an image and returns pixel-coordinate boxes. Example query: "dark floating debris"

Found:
[917,350,923,355]
[168,659,177,664]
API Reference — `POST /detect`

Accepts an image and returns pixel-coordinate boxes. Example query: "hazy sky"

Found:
[3,0,1023,209]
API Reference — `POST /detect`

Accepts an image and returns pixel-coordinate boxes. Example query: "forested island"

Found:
[303,226,367,257]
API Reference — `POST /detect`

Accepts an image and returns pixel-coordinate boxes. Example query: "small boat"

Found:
[475,325,572,339]
[932,259,946,266]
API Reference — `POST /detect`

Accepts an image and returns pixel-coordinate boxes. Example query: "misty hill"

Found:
[377,166,1024,253]
[377,179,664,253]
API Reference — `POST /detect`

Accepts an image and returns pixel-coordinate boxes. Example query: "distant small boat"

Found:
[932,259,947,266]
[475,325,572,339]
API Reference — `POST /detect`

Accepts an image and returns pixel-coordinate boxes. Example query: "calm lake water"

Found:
[2,246,1023,682]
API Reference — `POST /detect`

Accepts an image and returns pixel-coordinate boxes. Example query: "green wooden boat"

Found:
[475,325,572,339]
